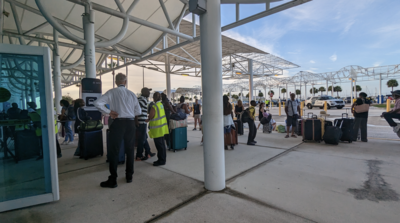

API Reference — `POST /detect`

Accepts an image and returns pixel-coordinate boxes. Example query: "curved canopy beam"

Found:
[35,0,86,45]
[61,51,85,70]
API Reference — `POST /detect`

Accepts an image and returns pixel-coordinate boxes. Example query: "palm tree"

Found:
[268,90,275,95]
[319,87,326,94]
[246,93,249,99]
[310,87,319,94]
[387,79,399,91]
[258,92,264,98]
[353,85,362,92]
[328,86,334,94]
[295,89,301,97]
[334,86,342,97]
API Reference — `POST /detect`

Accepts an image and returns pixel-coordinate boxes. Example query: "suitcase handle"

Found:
[312,115,318,119]
[342,113,348,119]
[334,120,343,128]
[308,112,313,118]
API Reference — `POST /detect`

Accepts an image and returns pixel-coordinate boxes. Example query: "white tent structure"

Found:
[0,0,313,192]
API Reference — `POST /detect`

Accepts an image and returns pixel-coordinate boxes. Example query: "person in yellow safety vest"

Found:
[146,92,169,166]
[265,99,270,107]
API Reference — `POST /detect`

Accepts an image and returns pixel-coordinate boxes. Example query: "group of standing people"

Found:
[90,73,171,188]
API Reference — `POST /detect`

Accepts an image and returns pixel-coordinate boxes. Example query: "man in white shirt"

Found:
[94,73,141,188]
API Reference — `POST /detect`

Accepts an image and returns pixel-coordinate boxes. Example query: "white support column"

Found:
[199,0,225,191]
[125,58,128,89]
[82,6,96,78]
[248,59,253,101]
[165,55,172,99]
[325,80,328,96]
[53,29,62,114]
[379,74,382,104]
[331,83,334,96]
[354,80,357,99]
[304,83,307,100]
[30,81,36,102]
[350,79,353,105]
[21,91,26,109]
[278,85,280,100]
[294,84,296,98]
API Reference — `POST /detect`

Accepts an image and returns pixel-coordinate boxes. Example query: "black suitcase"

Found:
[296,119,302,136]
[334,113,354,143]
[234,120,244,135]
[106,129,125,164]
[324,120,343,145]
[302,113,322,142]
[79,129,104,160]
[14,130,41,161]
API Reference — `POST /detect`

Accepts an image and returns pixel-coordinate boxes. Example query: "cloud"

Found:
[223,30,277,55]
[373,62,382,67]
[310,60,315,64]
[330,54,337,62]
[341,20,355,35]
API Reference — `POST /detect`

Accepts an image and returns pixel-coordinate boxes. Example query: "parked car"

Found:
[305,95,345,109]
[344,97,352,104]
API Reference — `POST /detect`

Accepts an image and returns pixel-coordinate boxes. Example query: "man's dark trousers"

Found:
[247,119,257,143]
[153,137,166,164]
[108,119,136,181]
[136,123,151,157]
[383,112,400,126]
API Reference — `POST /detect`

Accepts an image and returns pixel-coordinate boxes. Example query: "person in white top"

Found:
[94,73,141,188]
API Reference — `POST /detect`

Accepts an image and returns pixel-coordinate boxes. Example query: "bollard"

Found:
[279,101,282,116]
[300,101,304,117]
[386,99,391,112]
[324,101,327,112]
[271,101,274,107]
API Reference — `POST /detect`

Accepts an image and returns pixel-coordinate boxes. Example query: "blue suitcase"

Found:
[106,129,125,164]
[79,129,104,160]
[169,127,187,152]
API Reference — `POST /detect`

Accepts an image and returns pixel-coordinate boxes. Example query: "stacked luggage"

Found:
[323,120,343,145]
[334,113,354,143]
[169,119,188,152]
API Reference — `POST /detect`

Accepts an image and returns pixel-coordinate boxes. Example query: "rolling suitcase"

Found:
[14,130,41,161]
[224,123,238,148]
[169,127,187,152]
[79,129,104,160]
[234,120,244,135]
[106,129,125,164]
[323,120,343,145]
[263,123,272,133]
[302,113,322,143]
[334,113,354,143]
[295,119,302,136]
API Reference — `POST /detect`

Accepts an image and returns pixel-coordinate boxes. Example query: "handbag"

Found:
[354,103,369,113]
[77,108,103,132]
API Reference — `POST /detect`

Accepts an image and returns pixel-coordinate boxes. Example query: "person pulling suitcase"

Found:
[94,73,142,188]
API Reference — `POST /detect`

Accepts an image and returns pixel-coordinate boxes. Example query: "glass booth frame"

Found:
[0,44,59,212]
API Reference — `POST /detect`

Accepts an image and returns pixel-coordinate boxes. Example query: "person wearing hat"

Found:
[352,92,370,142]
[381,90,400,133]
[94,73,142,188]
[135,87,156,161]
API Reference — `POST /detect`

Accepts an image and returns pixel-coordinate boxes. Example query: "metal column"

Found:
[199,0,225,191]
[53,29,62,113]
[285,84,288,99]
[354,80,357,99]
[331,83,334,96]
[379,74,382,104]
[165,56,171,99]
[324,80,327,96]
[350,79,353,105]
[312,84,314,96]
[248,59,253,101]
[82,6,96,78]
[30,81,36,102]
[304,83,307,100]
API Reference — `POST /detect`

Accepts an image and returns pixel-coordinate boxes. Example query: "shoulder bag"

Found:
[77,108,103,132]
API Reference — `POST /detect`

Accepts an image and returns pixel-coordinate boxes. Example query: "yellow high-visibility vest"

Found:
[148,101,169,139]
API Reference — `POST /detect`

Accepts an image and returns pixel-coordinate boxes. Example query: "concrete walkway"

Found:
[1,116,400,223]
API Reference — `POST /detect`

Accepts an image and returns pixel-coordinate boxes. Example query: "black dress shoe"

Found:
[247,142,256,146]
[126,178,132,183]
[100,178,117,188]
[147,153,156,158]
[153,162,165,166]
[252,141,257,144]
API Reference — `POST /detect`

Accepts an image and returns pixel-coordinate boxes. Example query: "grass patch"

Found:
[372,104,394,108]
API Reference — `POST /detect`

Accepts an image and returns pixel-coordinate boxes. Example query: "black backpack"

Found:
[241,108,251,123]
[260,114,272,125]
[66,106,76,120]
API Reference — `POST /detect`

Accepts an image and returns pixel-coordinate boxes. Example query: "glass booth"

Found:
[0,44,59,212]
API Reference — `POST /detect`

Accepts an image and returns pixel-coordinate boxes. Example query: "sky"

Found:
[64,0,400,99]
